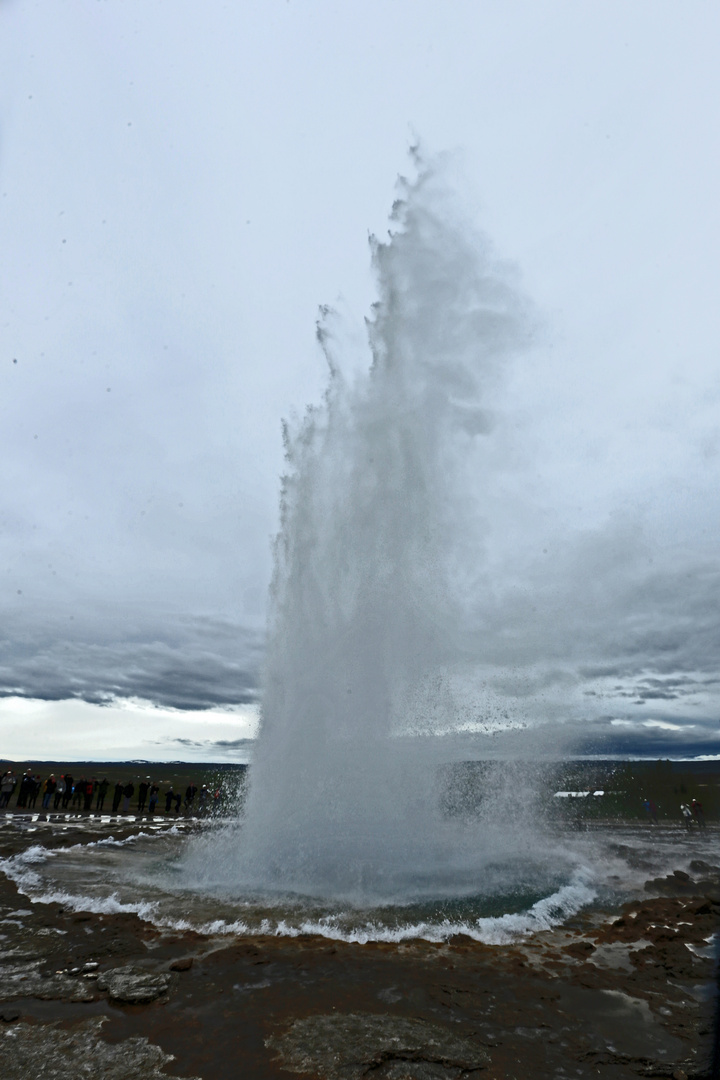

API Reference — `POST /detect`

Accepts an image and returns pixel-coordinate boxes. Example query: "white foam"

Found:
[0,830,595,944]
[150,872,595,944]
[7,844,56,865]
[0,860,161,921]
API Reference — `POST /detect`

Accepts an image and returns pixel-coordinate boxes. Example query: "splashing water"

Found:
[190,157,581,914]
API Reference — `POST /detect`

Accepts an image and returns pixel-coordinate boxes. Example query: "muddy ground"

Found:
[0,813,717,1080]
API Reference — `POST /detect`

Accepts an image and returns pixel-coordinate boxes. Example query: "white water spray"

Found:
[195,157,569,905]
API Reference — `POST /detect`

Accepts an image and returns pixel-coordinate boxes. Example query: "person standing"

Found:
[0,771,15,809]
[122,781,134,813]
[16,770,32,808]
[112,782,123,813]
[173,790,182,814]
[83,779,94,812]
[691,798,706,829]
[28,776,41,809]
[42,775,57,810]
[164,786,174,814]
[72,779,85,810]
[62,774,73,809]
[148,782,159,815]
[184,783,198,813]
[54,776,66,810]
[96,778,109,812]
[137,779,149,814]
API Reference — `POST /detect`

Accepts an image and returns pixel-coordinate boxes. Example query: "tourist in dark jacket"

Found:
[122,782,134,813]
[164,787,174,813]
[83,779,94,812]
[148,783,159,815]
[112,782,123,813]
[96,778,109,811]
[72,779,85,810]
[137,780,149,814]
[62,774,73,809]
[42,775,57,809]
[28,776,41,809]
[16,771,32,808]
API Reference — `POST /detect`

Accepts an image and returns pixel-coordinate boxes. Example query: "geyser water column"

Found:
[232,159,535,900]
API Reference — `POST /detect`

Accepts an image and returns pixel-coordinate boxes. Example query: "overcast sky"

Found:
[1,0,719,761]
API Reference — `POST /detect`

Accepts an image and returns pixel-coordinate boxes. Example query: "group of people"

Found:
[0,769,220,817]
[643,796,706,828]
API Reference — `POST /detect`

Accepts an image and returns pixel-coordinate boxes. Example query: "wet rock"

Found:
[96,965,170,1004]
[563,940,596,958]
[644,869,720,898]
[0,1016,199,1080]
[686,898,713,916]
[267,1012,490,1078]
[170,956,193,971]
[644,874,699,897]
[0,963,98,1003]
[688,859,719,877]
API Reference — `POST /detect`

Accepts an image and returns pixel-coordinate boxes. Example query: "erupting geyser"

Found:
[194,156,584,915]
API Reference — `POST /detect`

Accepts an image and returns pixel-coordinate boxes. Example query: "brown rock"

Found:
[169,957,193,972]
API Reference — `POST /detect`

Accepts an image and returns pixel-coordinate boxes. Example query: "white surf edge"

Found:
[0,844,596,946]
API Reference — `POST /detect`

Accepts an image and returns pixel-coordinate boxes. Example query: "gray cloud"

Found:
[575,715,720,759]
[468,527,720,702]
[426,714,720,762]
[0,608,262,711]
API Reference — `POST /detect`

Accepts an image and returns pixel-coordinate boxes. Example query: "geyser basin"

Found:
[1,813,711,946]
[0,815,597,944]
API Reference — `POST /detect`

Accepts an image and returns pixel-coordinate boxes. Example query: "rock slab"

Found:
[96,965,170,1004]
[0,1017,199,1080]
[268,1012,490,1078]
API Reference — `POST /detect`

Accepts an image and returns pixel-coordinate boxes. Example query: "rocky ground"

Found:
[0,814,717,1080]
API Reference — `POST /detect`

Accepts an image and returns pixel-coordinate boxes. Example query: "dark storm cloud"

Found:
[433,714,720,762]
[589,675,717,703]
[0,610,262,711]
[574,715,720,759]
